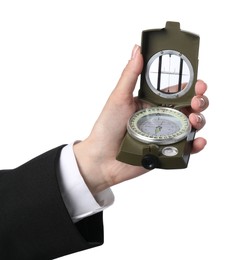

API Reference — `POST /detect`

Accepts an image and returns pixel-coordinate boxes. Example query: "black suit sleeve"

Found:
[0,145,104,260]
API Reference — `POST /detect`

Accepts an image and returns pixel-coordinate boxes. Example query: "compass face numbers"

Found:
[127,107,191,145]
[146,50,194,99]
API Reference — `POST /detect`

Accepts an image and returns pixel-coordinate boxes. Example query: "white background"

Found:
[0,1,240,259]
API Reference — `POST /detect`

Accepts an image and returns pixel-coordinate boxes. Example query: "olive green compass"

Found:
[116,21,200,169]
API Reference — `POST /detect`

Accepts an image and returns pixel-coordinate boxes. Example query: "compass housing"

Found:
[117,21,200,169]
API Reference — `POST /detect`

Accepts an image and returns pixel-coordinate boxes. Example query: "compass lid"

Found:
[138,21,200,109]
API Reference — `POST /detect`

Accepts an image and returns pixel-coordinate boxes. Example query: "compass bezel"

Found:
[127,106,191,145]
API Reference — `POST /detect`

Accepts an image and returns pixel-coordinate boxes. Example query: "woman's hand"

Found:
[74,45,209,194]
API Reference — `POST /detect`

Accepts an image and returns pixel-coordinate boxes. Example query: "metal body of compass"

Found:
[116,21,200,169]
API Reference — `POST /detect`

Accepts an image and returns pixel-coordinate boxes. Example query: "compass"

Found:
[116,21,200,169]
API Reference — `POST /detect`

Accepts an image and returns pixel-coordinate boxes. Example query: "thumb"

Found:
[114,45,143,97]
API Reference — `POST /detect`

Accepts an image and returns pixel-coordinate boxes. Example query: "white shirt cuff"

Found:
[57,142,114,223]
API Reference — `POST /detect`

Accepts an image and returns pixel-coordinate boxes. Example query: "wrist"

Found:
[73,139,110,195]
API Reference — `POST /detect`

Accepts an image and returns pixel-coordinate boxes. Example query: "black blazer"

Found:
[0,145,104,260]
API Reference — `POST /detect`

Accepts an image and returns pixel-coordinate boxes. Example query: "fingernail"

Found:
[196,114,204,123]
[131,44,139,60]
[198,97,206,108]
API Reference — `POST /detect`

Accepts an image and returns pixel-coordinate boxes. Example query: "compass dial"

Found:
[127,107,191,145]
